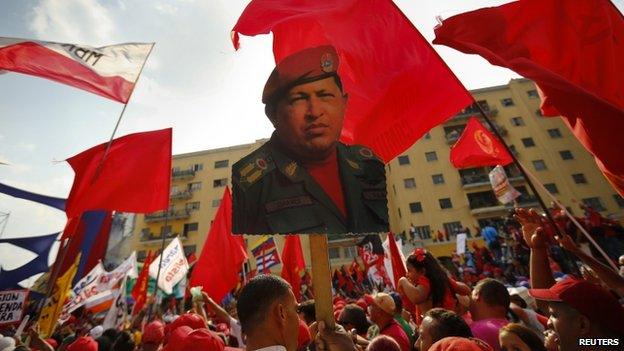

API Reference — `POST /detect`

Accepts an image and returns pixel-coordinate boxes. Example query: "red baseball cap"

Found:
[180,328,225,351]
[66,336,98,351]
[143,320,165,344]
[162,326,193,351]
[529,278,624,334]
[169,313,207,332]
[429,337,493,351]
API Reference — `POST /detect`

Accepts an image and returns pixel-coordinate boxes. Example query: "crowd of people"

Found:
[1,204,623,351]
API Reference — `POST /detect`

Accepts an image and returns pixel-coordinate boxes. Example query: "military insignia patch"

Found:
[321,53,334,73]
[347,159,360,170]
[256,158,268,170]
[359,147,373,158]
[285,161,298,177]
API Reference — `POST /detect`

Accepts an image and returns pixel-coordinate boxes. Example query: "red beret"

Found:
[262,45,339,104]
[66,336,98,351]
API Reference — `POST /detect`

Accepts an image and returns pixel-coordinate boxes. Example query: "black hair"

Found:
[102,328,119,342]
[406,251,452,307]
[474,278,510,308]
[297,299,316,325]
[424,308,473,342]
[237,274,292,335]
[96,336,113,351]
[112,331,135,351]
[501,323,547,351]
[338,304,371,335]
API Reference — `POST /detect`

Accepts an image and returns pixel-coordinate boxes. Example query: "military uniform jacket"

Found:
[232,135,389,235]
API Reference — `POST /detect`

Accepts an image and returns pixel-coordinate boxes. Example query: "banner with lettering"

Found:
[0,37,152,103]
[149,238,188,295]
[103,277,127,330]
[489,165,521,204]
[0,289,28,325]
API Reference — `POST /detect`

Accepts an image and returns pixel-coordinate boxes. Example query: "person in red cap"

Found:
[428,336,493,351]
[142,320,165,351]
[365,293,410,351]
[232,45,389,235]
[66,336,98,351]
[529,277,624,351]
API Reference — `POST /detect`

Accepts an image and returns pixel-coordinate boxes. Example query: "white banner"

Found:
[489,165,521,204]
[0,289,28,325]
[149,238,188,295]
[382,236,406,289]
[103,277,127,330]
[456,233,467,255]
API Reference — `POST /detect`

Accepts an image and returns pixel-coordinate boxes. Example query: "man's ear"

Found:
[578,314,592,336]
[276,302,288,327]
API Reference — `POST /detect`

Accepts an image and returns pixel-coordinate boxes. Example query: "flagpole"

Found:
[35,237,69,322]
[474,103,581,275]
[91,43,156,183]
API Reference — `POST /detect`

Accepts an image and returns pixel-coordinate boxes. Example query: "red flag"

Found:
[0,38,152,103]
[65,128,172,218]
[132,251,153,315]
[190,187,248,302]
[434,0,624,194]
[387,233,406,290]
[450,117,512,169]
[280,235,306,301]
[232,0,472,162]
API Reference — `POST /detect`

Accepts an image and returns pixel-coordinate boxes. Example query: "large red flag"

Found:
[280,235,306,301]
[232,0,472,162]
[65,128,172,218]
[0,38,152,103]
[450,117,513,169]
[190,187,248,303]
[434,0,624,194]
[132,250,154,315]
[387,233,406,290]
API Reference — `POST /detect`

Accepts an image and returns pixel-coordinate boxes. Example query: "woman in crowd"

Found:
[498,323,546,351]
[398,248,470,325]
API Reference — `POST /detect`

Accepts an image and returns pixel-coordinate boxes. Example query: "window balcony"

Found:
[469,195,538,215]
[170,190,192,200]
[452,108,498,121]
[144,209,192,223]
[139,231,188,243]
[172,169,196,180]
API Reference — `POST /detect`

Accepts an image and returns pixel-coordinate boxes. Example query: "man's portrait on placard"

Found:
[232,46,389,235]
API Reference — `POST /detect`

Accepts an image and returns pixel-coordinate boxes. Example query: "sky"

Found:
[1,0,623,275]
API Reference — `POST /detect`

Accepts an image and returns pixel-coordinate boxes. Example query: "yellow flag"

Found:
[39,254,80,338]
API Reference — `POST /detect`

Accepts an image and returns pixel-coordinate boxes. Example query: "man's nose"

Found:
[306,96,323,119]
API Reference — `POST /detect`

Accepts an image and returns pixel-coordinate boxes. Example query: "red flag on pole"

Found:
[132,250,154,315]
[434,0,624,194]
[65,128,172,218]
[387,233,406,290]
[190,187,248,303]
[232,0,472,162]
[450,117,513,169]
[281,235,306,301]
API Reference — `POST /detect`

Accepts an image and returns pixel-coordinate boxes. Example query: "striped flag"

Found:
[250,236,281,272]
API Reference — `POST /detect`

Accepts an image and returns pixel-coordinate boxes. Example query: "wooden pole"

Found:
[308,234,335,329]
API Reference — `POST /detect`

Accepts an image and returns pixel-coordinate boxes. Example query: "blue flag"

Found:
[0,182,66,211]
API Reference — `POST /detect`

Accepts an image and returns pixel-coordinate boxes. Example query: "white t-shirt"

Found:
[229,316,245,347]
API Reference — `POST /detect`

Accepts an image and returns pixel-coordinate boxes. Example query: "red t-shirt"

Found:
[413,275,457,325]
[302,151,347,217]
[380,319,411,351]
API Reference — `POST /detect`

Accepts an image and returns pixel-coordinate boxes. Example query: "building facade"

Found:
[113,79,624,273]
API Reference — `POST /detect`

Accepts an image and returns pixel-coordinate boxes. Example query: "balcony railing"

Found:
[140,231,188,242]
[452,108,498,121]
[144,209,191,222]
[461,174,490,188]
[172,169,196,180]
[445,131,461,145]
[170,190,192,200]
[469,195,539,215]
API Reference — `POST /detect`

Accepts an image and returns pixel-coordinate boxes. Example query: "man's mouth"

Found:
[305,123,329,135]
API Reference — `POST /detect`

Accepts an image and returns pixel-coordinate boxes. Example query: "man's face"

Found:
[274,76,346,161]
[547,302,584,351]
[281,289,300,351]
[415,316,437,351]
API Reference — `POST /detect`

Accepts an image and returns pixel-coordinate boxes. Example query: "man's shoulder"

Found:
[340,143,384,164]
[232,144,276,190]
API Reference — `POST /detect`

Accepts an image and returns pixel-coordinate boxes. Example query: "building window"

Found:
[527,89,538,98]
[509,144,518,156]
[188,182,202,191]
[414,225,431,239]
[443,221,462,235]
[572,173,587,184]
[582,197,606,212]
[213,178,228,187]
[186,201,200,211]
[404,178,416,189]
[344,246,358,258]
[214,160,229,168]
[511,116,525,126]
[501,98,515,107]
[398,155,410,165]
[521,137,535,147]
[425,151,438,162]
[183,245,197,256]
[544,183,559,194]
[183,222,199,235]
[409,202,422,213]
[328,247,340,259]
[424,132,431,139]
[548,128,562,138]
[432,174,445,184]
[211,199,221,207]
[439,198,453,209]
[192,163,203,171]
[613,194,624,208]
[532,160,547,171]
[559,150,574,160]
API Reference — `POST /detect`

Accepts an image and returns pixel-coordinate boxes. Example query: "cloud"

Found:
[17,143,36,151]
[0,154,32,174]
[28,0,117,45]
[155,3,178,15]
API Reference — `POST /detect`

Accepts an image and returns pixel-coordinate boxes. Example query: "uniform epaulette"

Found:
[232,147,275,190]
[348,144,383,163]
